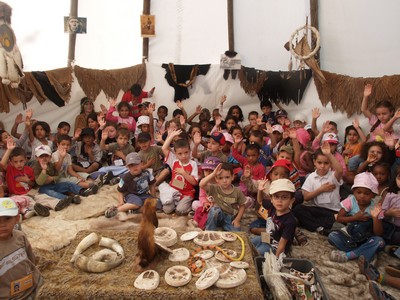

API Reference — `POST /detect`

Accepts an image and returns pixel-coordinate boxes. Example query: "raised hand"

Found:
[14,113,23,124]
[364,83,372,97]
[74,128,82,139]
[25,109,33,120]
[109,98,117,107]
[58,146,67,158]
[352,117,360,129]
[195,105,202,114]
[242,165,251,178]
[312,107,321,120]
[257,178,269,191]
[321,141,331,155]
[322,120,330,133]
[370,203,382,219]
[193,131,202,145]
[179,115,186,127]
[100,104,107,114]
[6,137,16,150]
[288,127,297,140]
[212,163,223,177]
[220,95,227,105]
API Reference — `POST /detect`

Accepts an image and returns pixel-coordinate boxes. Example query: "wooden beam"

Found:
[67,0,78,67]
[227,0,234,51]
[142,0,151,63]
[310,0,319,63]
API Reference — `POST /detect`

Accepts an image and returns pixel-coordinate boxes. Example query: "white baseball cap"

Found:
[0,198,19,216]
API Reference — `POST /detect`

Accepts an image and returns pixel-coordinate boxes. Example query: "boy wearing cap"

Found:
[192,131,228,163]
[161,129,198,214]
[72,127,103,174]
[0,198,43,299]
[32,145,98,210]
[251,178,297,257]
[275,109,290,130]
[105,152,160,218]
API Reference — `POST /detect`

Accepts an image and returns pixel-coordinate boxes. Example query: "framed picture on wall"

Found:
[64,16,87,34]
[140,15,155,37]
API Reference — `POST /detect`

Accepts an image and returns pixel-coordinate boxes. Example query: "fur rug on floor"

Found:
[22,185,400,299]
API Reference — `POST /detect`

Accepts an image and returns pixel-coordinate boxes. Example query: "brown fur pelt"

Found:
[314,70,400,117]
[137,198,158,268]
[238,66,268,96]
[45,67,73,103]
[74,64,146,100]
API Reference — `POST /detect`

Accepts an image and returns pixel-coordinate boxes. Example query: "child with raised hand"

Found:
[226,105,244,128]
[72,128,103,174]
[328,172,385,263]
[27,109,53,161]
[294,142,343,235]
[86,112,101,143]
[200,162,246,231]
[251,178,297,257]
[105,98,136,136]
[342,118,367,166]
[161,129,198,214]
[191,157,221,229]
[0,198,43,299]
[361,83,396,141]
[243,111,260,137]
[192,131,227,163]
[230,125,246,154]
[354,141,388,174]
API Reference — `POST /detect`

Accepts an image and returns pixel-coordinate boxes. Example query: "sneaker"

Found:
[109,177,120,186]
[24,209,36,219]
[55,196,72,211]
[80,184,99,197]
[101,171,114,185]
[33,203,50,217]
[294,228,308,246]
[72,195,81,204]
[330,250,348,263]
[105,206,119,218]
[94,176,104,188]
[358,255,381,282]
[368,281,396,300]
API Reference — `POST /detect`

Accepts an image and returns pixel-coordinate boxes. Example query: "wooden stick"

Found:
[227,0,234,51]
[67,0,78,67]
[142,0,151,63]
[310,0,319,64]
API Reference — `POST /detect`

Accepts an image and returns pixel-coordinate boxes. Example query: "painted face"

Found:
[269,166,289,181]
[277,151,292,162]
[215,169,234,190]
[207,139,222,153]
[313,154,331,176]
[0,215,19,241]
[34,125,46,139]
[368,145,383,162]
[372,166,389,185]
[225,119,237,131]
[128,163,143,176]
[119,106,130,118]
[58,139,71,152]
[58,126,70,135]
[138,140,151,151]
[246,149,259,165]
[230,108,241,120]
[116,135,129,147]
[175,147,190,164]
[157,108,168,120]
[375,107,392,124]
[87,118,98,130]
[353,187,375,208]
[346,129,359,144]
[270,191,294,213]
[10,155,26,171]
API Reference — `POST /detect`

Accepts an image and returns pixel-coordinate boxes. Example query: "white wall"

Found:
[1,0,399,142]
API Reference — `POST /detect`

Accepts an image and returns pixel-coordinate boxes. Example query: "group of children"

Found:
[2,82,400,298]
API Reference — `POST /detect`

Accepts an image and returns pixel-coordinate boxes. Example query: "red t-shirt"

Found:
[6,164,34,195]
[121,90,149,119]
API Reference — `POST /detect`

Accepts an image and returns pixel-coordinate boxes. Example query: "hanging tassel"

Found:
[288,56,293,72]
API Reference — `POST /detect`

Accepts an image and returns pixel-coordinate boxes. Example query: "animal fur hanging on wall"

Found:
[314,70,400,117]
[74,64,146,100]
[0,2,24,88]
[238,66,268,96]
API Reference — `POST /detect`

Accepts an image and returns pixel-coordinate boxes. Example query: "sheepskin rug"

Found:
[22,186,400,299]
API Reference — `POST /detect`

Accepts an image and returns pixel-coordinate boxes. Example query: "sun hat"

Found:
[269,179,295,195]
[125,152,142,166]
[222,132,234,144]
[0,198,18,216]
[322,133,339,144]
[201,156,221,170]
[210,132,226,146]
[137,116,150,127]
[351,172,379,194]
[35,145,52,157]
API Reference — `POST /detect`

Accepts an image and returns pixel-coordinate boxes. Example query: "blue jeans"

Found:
[39,182,82,200]
[251,236,275,256]
[205,207,241,232]
[328,231,385,262]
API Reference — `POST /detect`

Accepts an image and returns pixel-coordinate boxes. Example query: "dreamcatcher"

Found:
[285,18,325,83]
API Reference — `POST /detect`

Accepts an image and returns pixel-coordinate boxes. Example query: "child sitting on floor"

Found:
[105,152,161,219]
[200,162,246,232]
[328,172,385,263]
[0,198,43,299]
[251,178,297,257]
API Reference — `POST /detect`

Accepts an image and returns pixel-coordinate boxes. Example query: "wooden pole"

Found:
[67,0,78,67]
[142,0,151,63]
[227,0,234,51]
[310,0,319,63]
